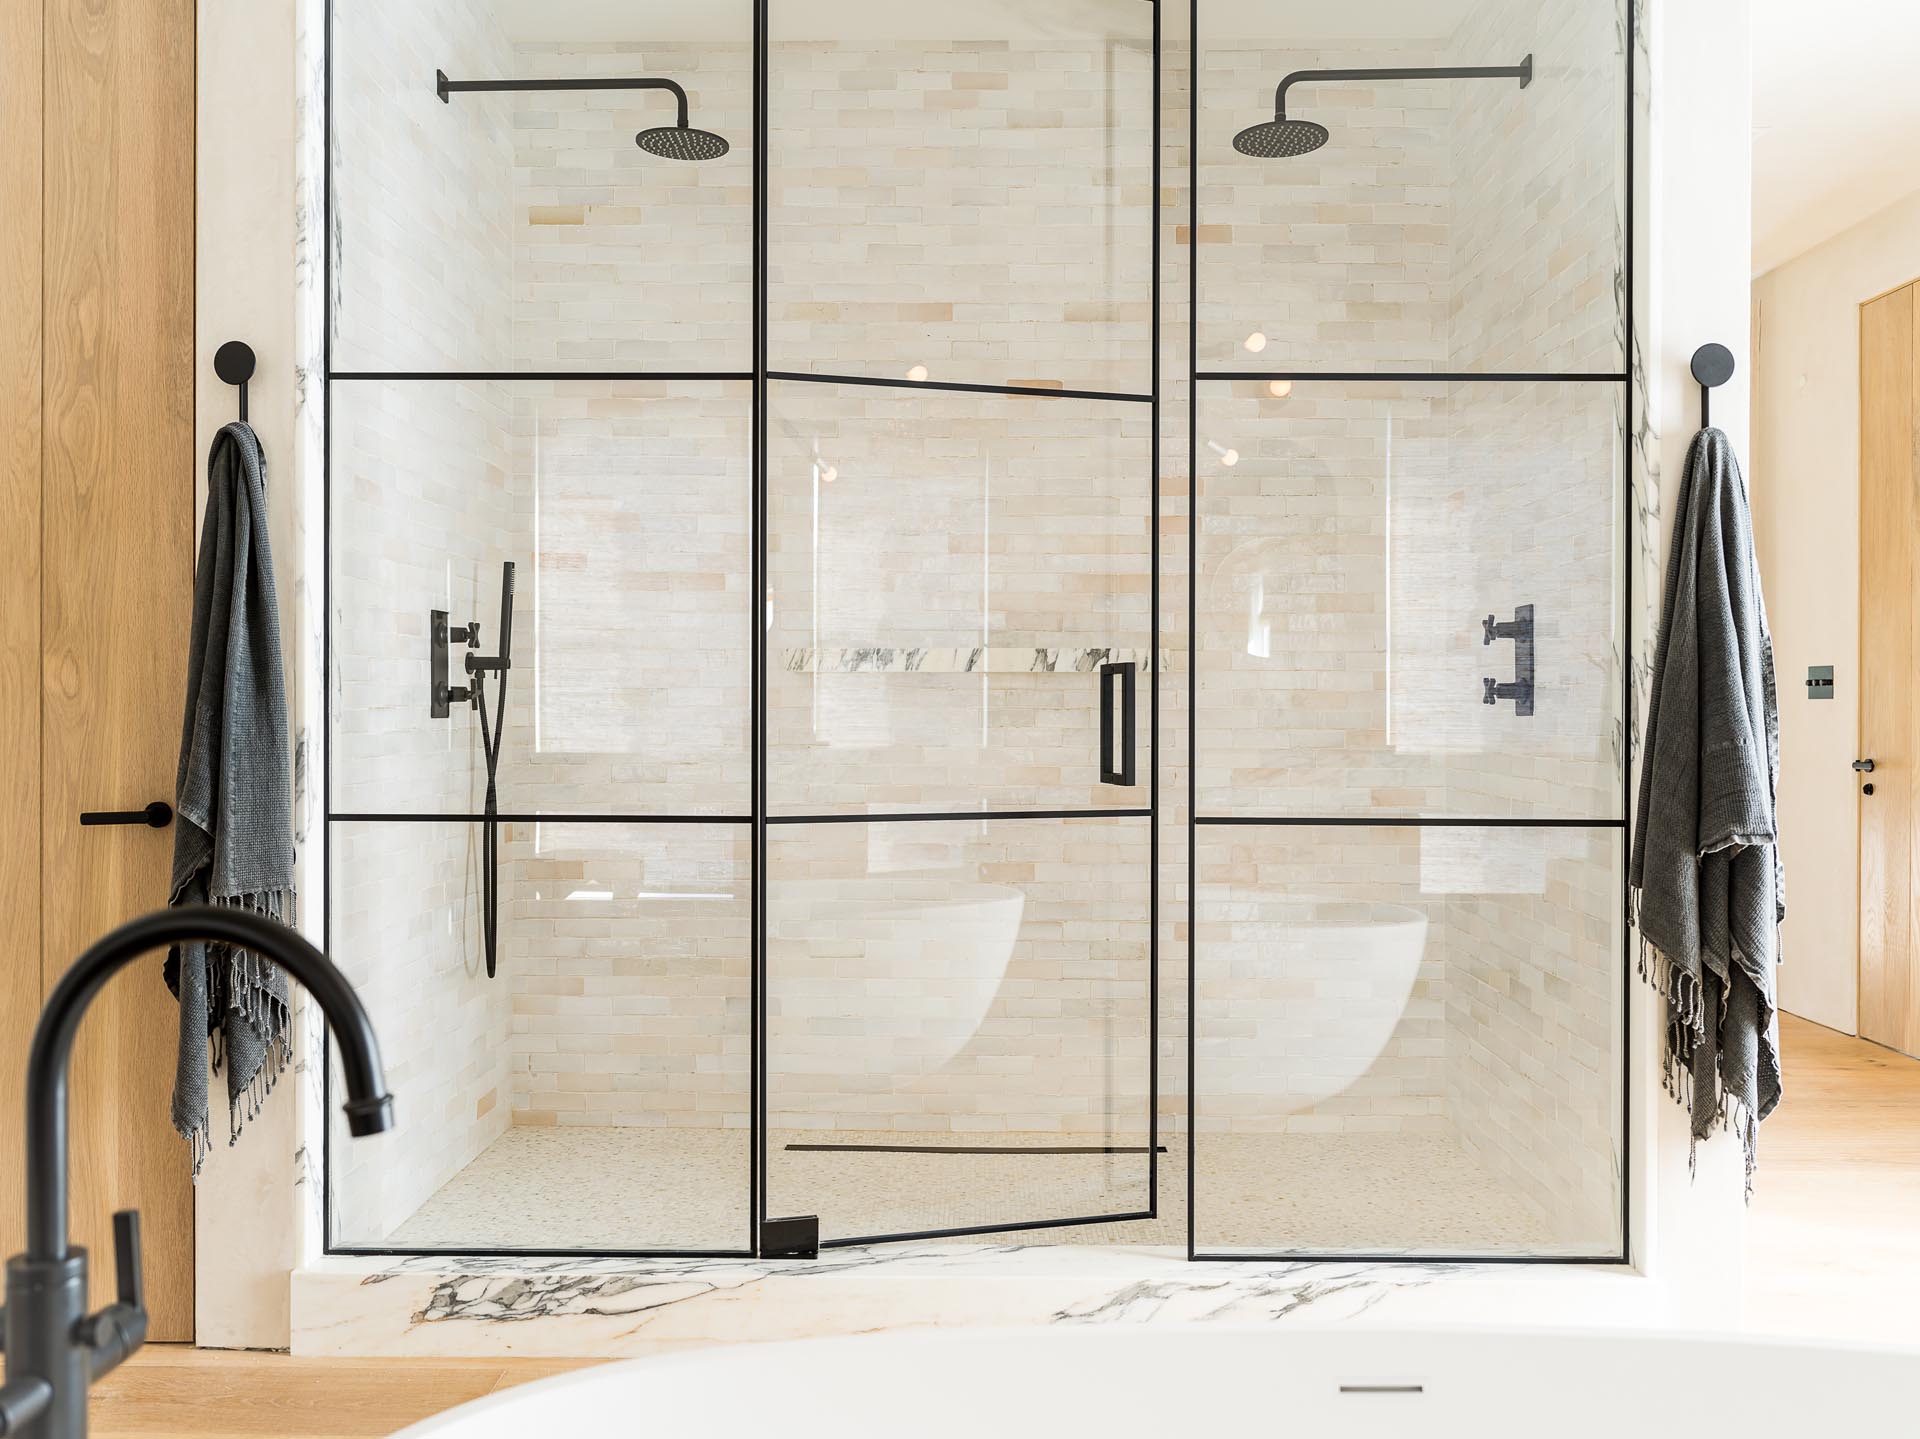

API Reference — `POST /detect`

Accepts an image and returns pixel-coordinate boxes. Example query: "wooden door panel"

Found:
[41,0,197,1338]
[0,0,44,1274]
[1860,284,1918,1057]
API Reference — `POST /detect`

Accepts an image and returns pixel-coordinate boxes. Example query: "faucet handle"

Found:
[1483,677,1498,705]
[112,1210,144,1313]
[0,1379,53,1435]
[1482,614,1497,646]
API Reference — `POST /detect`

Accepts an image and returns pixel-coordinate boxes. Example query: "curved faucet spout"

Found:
[24,905,394,1262]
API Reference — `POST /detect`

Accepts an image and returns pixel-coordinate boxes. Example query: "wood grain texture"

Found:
[1858,284,1919,1059]
[90,1349,601,1439]
[1745,1014,1920,1344]
[0,0,45,1275]
[41,0,197,1338]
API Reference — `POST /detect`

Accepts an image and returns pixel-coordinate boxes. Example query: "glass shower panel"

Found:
[1191,822,1623,1258]
[1194,0,1626,374]
[767,0,1155,395]
[329,379,752,818]
[328,820,751,1253]
[766,380,1153,818]
[331,0,754,374]
[1193,380,1623,821]
[765,816,1153,1243]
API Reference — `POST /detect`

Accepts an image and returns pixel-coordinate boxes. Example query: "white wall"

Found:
[193,0,306,1351]
[1635,0,1754,1321]
[1750,186,1920,1035]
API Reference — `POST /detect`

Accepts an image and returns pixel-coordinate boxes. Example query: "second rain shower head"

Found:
[1232,118,1332,159]
[1234,54,1533,160]
[636,124,731,161]
[437,70,731,162]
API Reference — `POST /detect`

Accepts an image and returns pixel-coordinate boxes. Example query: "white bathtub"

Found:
[767,878,1025,1071]
[1214,898,1429,1110]
[397,1327,1917,1436]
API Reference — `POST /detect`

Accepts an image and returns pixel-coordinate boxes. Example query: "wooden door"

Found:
[0,0,197,1339]
[1859,280,1920,1059]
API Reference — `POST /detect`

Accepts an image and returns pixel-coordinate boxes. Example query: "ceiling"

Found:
[1753,0,1920,275]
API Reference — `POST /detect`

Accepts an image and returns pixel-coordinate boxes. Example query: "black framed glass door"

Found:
[757,0,1163,1248]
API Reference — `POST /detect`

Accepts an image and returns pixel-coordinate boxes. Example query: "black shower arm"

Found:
[436,71,690,129]
[1273,56,1532,118]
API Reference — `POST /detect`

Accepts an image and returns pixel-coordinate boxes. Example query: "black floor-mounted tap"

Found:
[0,907,394,1439]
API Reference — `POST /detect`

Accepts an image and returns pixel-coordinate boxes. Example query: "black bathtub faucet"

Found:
[0,907,393,1439]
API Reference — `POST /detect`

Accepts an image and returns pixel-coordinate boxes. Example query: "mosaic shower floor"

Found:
[380,1126,1574,1254]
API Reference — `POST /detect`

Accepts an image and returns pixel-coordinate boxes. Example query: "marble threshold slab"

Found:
[290,1243,1674,1359]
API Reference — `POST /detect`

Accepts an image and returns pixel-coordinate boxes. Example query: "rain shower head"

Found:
[1237,54,1532,160]
[436,69,731,162]
[1232,118,1331,159]
[636,124,731,161]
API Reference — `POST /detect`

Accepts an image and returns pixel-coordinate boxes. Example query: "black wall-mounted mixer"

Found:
[431,562,515,978]
[1482,603,1535,717]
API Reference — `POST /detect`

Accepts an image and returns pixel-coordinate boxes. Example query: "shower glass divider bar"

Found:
[751,0,769,1259]
[766,369,1154,405]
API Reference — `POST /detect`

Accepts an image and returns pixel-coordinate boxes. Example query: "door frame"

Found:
[1855,276,1920,1056]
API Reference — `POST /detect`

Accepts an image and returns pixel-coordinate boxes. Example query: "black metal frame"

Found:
[1186,0,1635,1266]
[323,0,1163,1261]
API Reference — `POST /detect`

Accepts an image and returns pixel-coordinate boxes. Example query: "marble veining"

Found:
[293,1238,1676,1360]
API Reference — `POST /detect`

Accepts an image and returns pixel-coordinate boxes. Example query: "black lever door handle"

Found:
[81,802,173,829]
[1099,661,1137,787]
[1853,758,1876,773]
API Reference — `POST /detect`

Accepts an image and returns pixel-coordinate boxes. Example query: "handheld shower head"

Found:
[636,124,731,161]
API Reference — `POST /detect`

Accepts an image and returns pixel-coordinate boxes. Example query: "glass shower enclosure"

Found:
[323,0,1629,1264]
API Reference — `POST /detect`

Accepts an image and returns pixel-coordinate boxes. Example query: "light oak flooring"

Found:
[89,1012,1920,1437]
[1743,1013,1920,1346]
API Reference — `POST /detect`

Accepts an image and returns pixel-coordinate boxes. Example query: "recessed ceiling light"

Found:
[1244,331,1268,354]
[822,465,838,483]
[1268,379,1293,399]
[1221,448,1240,467]
[906,365,929,382]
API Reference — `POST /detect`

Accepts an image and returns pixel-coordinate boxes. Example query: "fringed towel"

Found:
[1630,426,1784,1192]
[166,420,296,1172]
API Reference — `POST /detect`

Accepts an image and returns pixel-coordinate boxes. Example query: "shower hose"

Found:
[474,653,507,980]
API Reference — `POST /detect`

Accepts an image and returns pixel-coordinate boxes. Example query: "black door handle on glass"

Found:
[79,803,173,829]
[1099,661,1137,787]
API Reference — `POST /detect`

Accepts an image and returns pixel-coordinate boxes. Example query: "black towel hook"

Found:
[214,340,255,424]
[1690,342,1733,430]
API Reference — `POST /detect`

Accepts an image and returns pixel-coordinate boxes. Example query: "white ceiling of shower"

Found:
[487,0,1477,44]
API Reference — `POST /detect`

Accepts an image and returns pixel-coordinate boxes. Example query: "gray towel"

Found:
[1630,427,1784,1191]
[165,420,296,1171]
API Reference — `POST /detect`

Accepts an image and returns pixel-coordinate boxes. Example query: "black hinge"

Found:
[760,1215,820,1259]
